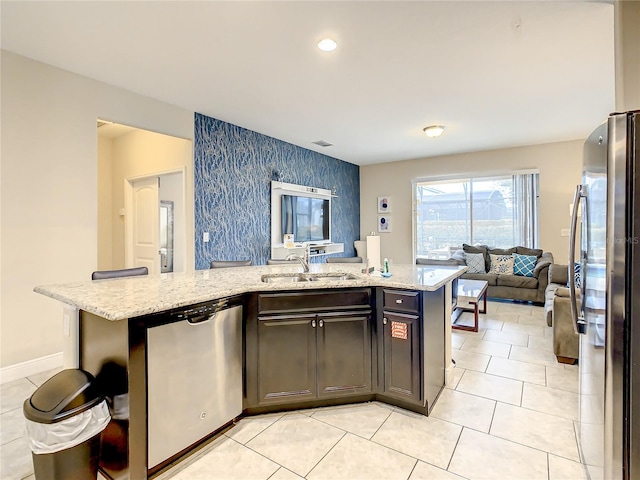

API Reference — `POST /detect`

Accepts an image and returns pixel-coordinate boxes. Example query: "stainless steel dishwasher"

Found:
[146,299,242,468]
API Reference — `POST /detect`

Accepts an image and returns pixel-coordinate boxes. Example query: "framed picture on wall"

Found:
[378,215,392,233]
[377,196,391,213]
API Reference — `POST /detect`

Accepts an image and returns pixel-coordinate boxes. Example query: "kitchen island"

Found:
[35,263,464,480]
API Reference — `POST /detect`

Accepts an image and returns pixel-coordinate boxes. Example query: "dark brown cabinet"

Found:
[248,289,373,409]
[316,312,372,398]
[381,311,421,403]
[377,287,446,414]
[257,314,317,404]
[381,289,422,404]
[245,286,445,416]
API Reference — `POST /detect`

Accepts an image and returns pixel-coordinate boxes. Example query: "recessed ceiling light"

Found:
[317,38,338,52]
[423,125,446,138]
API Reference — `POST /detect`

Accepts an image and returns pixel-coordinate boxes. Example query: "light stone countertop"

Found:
[34,263,466,321]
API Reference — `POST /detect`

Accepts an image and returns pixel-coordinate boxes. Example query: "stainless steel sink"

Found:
[306,273,359,282]
[261,274,308,283]
[261,273,359,283]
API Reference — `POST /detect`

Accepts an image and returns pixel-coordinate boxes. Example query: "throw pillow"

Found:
[464,252,486,274]
[488,254,514,275]
[516,246,543,258]
[512,253,537,277]
[463,244,489,271]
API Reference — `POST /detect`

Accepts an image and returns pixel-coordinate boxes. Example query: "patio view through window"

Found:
[414,173,539,259]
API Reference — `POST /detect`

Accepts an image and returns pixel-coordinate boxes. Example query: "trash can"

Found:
[23,369,111,480]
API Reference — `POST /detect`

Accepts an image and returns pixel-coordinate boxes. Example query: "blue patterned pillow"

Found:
[513,253,537,277]
[464,252,486,274]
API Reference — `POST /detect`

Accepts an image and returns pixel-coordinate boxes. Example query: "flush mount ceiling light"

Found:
[423,125,446,138]
[317,38,338,52]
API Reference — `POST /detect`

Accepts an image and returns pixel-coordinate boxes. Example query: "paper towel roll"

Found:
[366,235,381,271]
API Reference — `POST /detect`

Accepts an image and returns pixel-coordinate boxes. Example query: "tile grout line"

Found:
[489,401,581,463]
[302,430,347,479]
[403,458,419,480]
[444,425,465,474]
[366,411,457,471]
[487,398,498,436]
[366,405,395,440]
[234,412,286,446]
[223,435,287,477]
[236,425,321,479]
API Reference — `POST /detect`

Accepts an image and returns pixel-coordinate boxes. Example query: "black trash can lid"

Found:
[23,369,104,424]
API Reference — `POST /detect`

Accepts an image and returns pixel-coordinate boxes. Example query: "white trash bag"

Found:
[25,400,110,455]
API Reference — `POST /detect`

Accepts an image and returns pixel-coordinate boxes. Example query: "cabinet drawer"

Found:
[383,289,420,313]
[258,289,371,315]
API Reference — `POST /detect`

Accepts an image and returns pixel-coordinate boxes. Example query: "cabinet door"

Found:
[257,315,317,405]
[316,313,372,398]
[382,311,422,404]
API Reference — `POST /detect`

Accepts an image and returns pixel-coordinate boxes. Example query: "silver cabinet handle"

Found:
[383,317,388,325]
[312,319,316,328]
[569,185,587,335]
[395,299,403,304]
[319,319,324,328]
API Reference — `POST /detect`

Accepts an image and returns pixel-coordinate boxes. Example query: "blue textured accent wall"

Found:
[194,113,360,269]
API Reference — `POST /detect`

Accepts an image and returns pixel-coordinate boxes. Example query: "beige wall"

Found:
[108,129,192,270]
[615,1,640,111]
[360,140,584,266]
[97,136,114,270]
[1,52,194,368]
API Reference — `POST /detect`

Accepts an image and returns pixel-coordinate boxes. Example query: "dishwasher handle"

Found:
[180,300,230,325]
[187,314,213,325]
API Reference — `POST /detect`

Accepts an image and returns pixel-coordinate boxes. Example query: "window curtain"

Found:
[513,173,540,248]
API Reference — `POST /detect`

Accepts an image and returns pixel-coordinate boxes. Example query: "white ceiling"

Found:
[1,1,615,165]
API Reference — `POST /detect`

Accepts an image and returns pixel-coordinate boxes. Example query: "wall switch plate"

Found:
[561,229,570,237]
[203,232,210,242]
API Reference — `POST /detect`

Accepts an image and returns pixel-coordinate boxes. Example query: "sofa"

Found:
[447,245,553,305]
[544,264,580,364]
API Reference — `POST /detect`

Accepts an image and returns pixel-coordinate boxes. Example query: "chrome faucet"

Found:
[285,253,310,273]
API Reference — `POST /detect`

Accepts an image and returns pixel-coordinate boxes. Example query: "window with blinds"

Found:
[414,172,539,259]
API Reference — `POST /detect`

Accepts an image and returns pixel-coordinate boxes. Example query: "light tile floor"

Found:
[1,301,591,480]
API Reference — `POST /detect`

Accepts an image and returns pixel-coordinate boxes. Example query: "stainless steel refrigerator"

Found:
[570,110,639,480]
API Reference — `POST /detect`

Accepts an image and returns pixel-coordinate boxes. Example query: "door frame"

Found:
[124,167,187,270]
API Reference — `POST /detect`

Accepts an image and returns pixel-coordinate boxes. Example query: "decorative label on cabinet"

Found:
[391,321,408,340]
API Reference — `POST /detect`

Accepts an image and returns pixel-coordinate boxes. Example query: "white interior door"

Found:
[131,177,160,274]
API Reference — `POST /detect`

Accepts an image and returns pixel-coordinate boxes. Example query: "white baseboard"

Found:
[0,352,64,385]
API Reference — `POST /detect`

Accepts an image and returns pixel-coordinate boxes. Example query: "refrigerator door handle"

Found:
[569,185,587,335]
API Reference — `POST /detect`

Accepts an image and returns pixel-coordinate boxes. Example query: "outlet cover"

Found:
[561,229,570,237]
[203,232,210,242]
